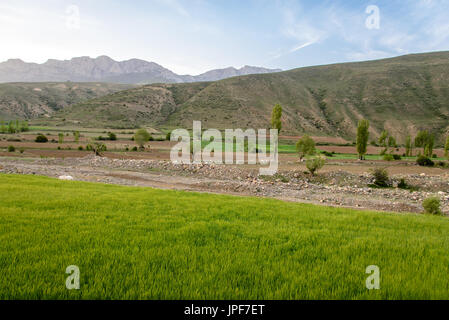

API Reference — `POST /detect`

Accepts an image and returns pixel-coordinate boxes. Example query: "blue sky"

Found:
[1,0,448,74]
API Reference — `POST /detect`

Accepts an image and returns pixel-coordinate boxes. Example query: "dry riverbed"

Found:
[1,154,448,215]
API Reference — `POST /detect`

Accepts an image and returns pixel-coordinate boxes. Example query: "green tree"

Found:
[8,121,15,134]
[134,128,151,150]
[445,136,449,159]
[415,131,425,148]
[405,135,413,157]
[378,130,397,155]
[20,121,29,132]
[378,130,388,155]
[388,136,396,149]
[424,134,434,158]
[0,120,6,134]
[73,131,80,143]
[296,135,316,161]
[356,119,370,160]
[58,133,64,144]
[415,130,434,157]
[271,104,282,133]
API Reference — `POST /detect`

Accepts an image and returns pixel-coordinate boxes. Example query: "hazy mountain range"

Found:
[0,56,281,84]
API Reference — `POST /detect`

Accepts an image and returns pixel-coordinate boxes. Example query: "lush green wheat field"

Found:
[1,174,449,300]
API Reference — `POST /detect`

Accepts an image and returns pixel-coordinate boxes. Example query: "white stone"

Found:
[59,175,74,181]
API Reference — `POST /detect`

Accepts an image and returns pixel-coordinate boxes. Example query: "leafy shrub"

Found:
[392,154,401,160]
[422,197,442,215]
[19,148,24,154]
[131,146,138,152]
[417,155,434,167]
[398,178,408,189]
[383,154,394,161]
[78,146,84,151]
[437,161,448,168]
[305,155,326,175]
[371,168,390,187]
[35,135,48,143]
[7,145,15,152]
[432,154,437,158]
[108,132,117,141]
[166,131,172,141]
[87,142,107,156]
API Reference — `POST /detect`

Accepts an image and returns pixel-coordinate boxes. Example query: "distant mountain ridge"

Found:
[0,56,281,84]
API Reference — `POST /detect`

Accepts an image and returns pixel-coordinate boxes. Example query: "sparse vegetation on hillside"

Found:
[0,83,133,121]
[33,51,449,139]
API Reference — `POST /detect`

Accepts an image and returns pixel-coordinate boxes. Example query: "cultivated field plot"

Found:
[1,174,449,299]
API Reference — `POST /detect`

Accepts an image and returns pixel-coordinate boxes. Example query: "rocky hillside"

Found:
[0,82,133,120]
[46,51,449,140]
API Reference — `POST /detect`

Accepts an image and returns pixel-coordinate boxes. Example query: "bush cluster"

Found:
[416,155,434,167]
[423,197,442,215]
[371,168,390,187]
[35,135,48,143]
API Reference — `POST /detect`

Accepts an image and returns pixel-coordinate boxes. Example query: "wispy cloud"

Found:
[155,0,190,17]
[289,41,316,53]
[270,0,449,65]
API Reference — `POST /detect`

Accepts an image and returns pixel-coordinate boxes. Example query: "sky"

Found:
[1,0,449,75]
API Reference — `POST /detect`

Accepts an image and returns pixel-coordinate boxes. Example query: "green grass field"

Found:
[1,174,449,300]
